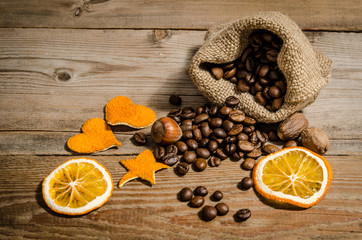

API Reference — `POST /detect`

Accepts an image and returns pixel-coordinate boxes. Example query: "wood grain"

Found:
[0,0,361,31]
[0,155,361,239]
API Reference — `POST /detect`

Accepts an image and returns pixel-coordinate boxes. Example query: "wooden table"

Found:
[0,1,361,239]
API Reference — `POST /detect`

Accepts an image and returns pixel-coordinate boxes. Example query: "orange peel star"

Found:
[105,96,156,128]
[118,149,169,187]
[67,118,121,154]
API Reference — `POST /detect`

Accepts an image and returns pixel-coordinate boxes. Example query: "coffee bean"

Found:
[190,196,205,208]
[254,81,264,92]
[215,203,229,216]
[181,124,193,132]
[249,132,258,144]
[211,190,223,201]
[284,140,298,148]
[229,110,245,122]
[219,106,232,116]
[180,111,196,119]
[224,67,237,79]
[229,76,238,84]
[223,143,237,155]
[183,151,196,164]
[269,69,281,80]
[201,205,217,221]
[261,30,274,42]
[232,151,244,161]
[260,77,270,86]
[208,140,219,152]
[272,97,283,111]
[194,113,209,124]
[175,162,189,176]
[216,148,228,160]
[275,80,287,94]
[245,57,255,72]
[196,148,210,159]
[186,139,198,150]
[237,133,249,141]
[241,47,253,63]
[222,62,235,70]
[209,156,221,167]
[209,105,218,116]
[168,108,182,117]
[255,92,267,106]
[258,65,269,77]
[178,187,193,202]
[194,186,208,196]
[154,146,165,160]
[263,144,279,154]
[194,158,207,171]
[133,132,147,145]
[237,80,250,92]
[228,124,243,135]
[224,136,237,143]
[211,67,223,80]
[245,73,256,85]
[209,118,223,128]
[237,69,248,79]
[162,153,179,166]
[176,141,188,153]
[266,49,279,62]
[199,138,210,148]
[238,140,255,152]
[201,122,213,138]
[193,128,203,142]
[242,158,256,170]
[256,130,268,143]
[235,208,251,222]
[169,94,182,106]
[268,130,279,141]
[212,136,224,145]
[166,144,178,154]
[196,106,204,115]
[213,128,227,139]
[225,96,240,107]
[222,120,234,132]
[246,148,262,158]
[269,86,282,98]
[241,177,253,190]
[243,126,253,134]
[243,116,256,125]
[183,130,193,139]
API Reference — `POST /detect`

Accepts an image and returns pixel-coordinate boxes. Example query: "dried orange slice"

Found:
[42,158,113,215]
[253,147,332,208]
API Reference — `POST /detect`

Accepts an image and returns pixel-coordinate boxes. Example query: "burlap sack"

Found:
[189,11,333,123]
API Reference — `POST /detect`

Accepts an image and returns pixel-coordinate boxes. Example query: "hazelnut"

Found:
[300,127,330,155]
[151,117,182,145]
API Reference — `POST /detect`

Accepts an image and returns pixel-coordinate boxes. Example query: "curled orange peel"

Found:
[105,96,156,128]
[67,118,121,154]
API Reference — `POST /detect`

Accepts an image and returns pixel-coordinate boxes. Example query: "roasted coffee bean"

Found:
[168,108,182,117]
[209,105,218,116]
[263,86,271,99]
[260,77,270,86]
[181,123,193,132]
[254,81,264,92]
[223,143,237,155]
[209,118,223,128]
[263,144,279,154]
[178,187,193,202]
[133,132,147,145]
[256,130,268,143]
[275,80,287,94]
[211,67,223,80]
[232,151,244,161]
[180,111,196,119]
[249,31,262,48]
[194,158,207,171]
[269,86,282,98]
[225,96,240,107]
[166,144,178,154]
[199,138,210,148]
[241,47,253,63]
[268,130,279,141]
[193,128,203,142]
[229,76,238,84]
[241,177,253,190]
[224,67,237,79]
[194,113,209,124]
[237,133,249,141]
[190,196,205,208]
[255,92,267,106]
[249,132,258,144]
[212,136,224,145]
[261,30,274,42]
[246,148,262,158]
[237,69,248,79]
[242,158,256,170]
[245,57,255,72]
[237,80,250,92]
[211,190,223,201]
[228,124,243,135]
[245,73,256,85]
[201,122,213,138]
[258,64,270,77]
[225,136,237,143]
[154,146,165,160]
[196,148,210,159]
[169,94,182,106]
[238,140,255,152]
[284,140,298,148]
[222,120,234,132]
[243,116,256,125]
[194,186,208,196]
[208,140,219,153]
[250,85,256,95]
[182,119,193,126]
[229,110,245,122]
[243,126,254,134]
[175,162,189,176]
[269,69,281,80]
[219,106,232,116]
[183,130,193,139]
[196,106,204,115]
[162,153,179,166]
[266,49,279,62]
[176,141,188,153]
[183,151,197,164]
[235,209,251,222]
[272,97,283,111]
[169,115,181,124]
[222,62,235,70]
[215,203,229,216]
[209,156,221,167]
[213,128,227,138]
[186,139,198,150]
[201,205,217,221]
[216,148,228,160]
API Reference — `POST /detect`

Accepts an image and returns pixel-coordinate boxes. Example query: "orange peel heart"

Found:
[67,118,121,154]
[105,96,156,128]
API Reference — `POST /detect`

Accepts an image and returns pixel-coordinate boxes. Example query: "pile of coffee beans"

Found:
[178,186,231,221]
[209,29,287,112]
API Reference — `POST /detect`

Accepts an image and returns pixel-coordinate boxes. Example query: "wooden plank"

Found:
[0,131,360,156]
[0,29,361,139]
[0,155,361,239]
[0,0,361,31]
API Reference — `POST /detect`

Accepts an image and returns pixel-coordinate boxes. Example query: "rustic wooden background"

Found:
[0,1,361,239]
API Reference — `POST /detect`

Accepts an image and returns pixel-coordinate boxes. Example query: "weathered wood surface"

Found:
[0,155,361,240]
[0,0,361,31]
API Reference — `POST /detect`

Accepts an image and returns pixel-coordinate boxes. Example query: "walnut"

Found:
[301,127,330,155]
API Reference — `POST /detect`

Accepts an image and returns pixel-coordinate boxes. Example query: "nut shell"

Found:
[300,127,330,155]
[277,113,309,140]
[151,117,182,145]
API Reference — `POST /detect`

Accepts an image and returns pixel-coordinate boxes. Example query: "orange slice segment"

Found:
[42,158,113,215]
[253,147,332,208]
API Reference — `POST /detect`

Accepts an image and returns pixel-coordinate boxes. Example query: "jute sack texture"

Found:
[189,11,333,123]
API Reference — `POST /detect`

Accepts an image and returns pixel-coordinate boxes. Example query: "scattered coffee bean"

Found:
[235,208,251,222]
[178,187,193,202]
[211,190,223,201]
[186,139,198,150]
[209,156,221,167]
[194,113,209,124]
[263,144,279,154]
[166,144,178,154]
[241,177,253,190]
[193,128,203,142]
[216,148,228,160]
[201,205,217,221]
[133,132,147,145]
[196,148,210,159]
[194,158,207,171]
[153,146,165,160]
[242,158,256,170]
[169,94,182,106]
[176,141,188,153]
[215,203,229,216]
[268,130,279,141]
[183,151,197,164]
[229,110,245,122]
[246,148,262,158]
[219,106,232,116]
[213,128,227,138]
[211,67,223,80]
[194,186,208,196]
[284,140,298,148]
[225,96,240,107]
[238,141,255,152]
[162,153,179,166]
[175,162,189,176]
[207,140,219,153]
[190,196,205,208]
